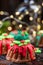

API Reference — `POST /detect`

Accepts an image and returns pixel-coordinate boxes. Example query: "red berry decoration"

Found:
[20,40,25,43]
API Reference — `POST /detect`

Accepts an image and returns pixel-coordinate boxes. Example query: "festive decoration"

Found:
[0,33,14,55]
[6,30,36,63]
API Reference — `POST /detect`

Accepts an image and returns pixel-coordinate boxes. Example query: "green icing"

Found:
[9,30,30,46]
[9,32,15,38]
[35,48,41,54]
[13,41,21,45]
[25,39,30,43]
[19,43,23,46]
[10,30,29,41]
[0,35,5,40]
[7,35,14,38]
[13,39,30,46]
[24,31,29,36]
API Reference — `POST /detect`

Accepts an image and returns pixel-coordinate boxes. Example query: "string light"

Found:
[0,11,4,15]
[12,21,16,25]
[34,8,39,13]
[20,14,24,18]
[42,2,43,6]
[39,30,43,34]
[8,26,12,31]
[19,24,22,28]
[38,5,41,8]
[26,27,29,31]
[18,17,22,20]
[37,24,41,30]
[37,18,40,22]
[25,11,29,15]
[38,11,41,14]
[33,31,36,37]
[42,20,43,24]
[18,14,24,20]
[29,17,33,21]
[15,12,20,15]
[10,15,14,18]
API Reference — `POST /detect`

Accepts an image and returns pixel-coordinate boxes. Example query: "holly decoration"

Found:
[35,48,41,54]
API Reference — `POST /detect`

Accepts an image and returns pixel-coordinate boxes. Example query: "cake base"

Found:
[0,60,32,65]
[0,55,32,65]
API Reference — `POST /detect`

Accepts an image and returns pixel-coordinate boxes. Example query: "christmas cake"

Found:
[6,30,36,63]
[0,33,14,55]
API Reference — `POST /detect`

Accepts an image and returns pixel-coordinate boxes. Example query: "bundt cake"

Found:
[0,33,14,55]
[6,30,36,63]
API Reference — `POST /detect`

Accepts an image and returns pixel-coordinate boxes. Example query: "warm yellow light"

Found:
[19,24,22,28]
[38,11,41,14]
[42,2,43,6]
[37,24,41,30]
[38,5,41,8]
[15,12,20,15]
[0,21,2,25]
[25,11,29,14]
[10,15,14,18]
[29,17,33,21]
[26,27,29,31]
[8,26,12,31]
[0,11,4,15]
[37,18,40,22]
[12,21,16,25]
[18,17,22,20]
[34,8,39,13]
[33,31,36,37]
[20,14,24,18]
[39,30,43,34]
[42,20,43,24]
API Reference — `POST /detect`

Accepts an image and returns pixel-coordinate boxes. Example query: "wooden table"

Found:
[0,60,43,65]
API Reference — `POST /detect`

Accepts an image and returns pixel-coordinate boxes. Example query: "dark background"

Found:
[0,0,43,28]
[0,0,23,14]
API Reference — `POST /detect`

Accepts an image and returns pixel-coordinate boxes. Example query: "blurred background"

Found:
[0,0,43,34]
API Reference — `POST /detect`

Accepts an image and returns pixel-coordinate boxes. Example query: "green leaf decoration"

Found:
[19,43,23,46]
[13,41,21,45]
[24,31,29,35]
[35,48,41,54]
[0,35,5,40]
[25,39,30,43]
[7,35,14,38]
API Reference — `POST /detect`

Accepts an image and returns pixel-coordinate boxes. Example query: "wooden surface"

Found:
[0,50,43,65]
[0,60,43,65]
